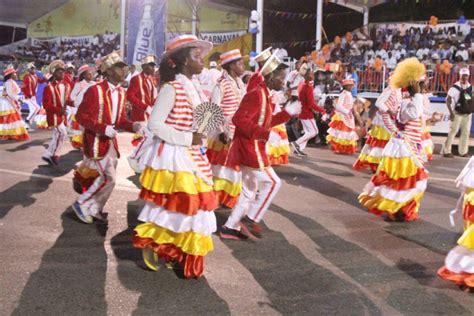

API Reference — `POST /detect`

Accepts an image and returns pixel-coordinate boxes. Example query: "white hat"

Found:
[260,52,285,77]
[163,35,212,58]
[431,53,440,60]
[26,62,36,69]
[219,49,242,66]
[460,68,470,76]
[209,61,217,68]
[460,44,466,48]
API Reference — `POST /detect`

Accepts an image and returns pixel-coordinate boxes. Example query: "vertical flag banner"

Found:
[127,0,166,65]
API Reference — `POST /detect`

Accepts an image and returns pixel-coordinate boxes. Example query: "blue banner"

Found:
[127,0,166,65]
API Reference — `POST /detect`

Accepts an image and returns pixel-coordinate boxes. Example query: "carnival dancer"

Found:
[21,62,46,130]
[41,60,72,166]
[327,79,359,154]
[72,52,142,224]
[207,49,245,208]
[131,35,218,278]
[291,67,326,156]
[0,66,29,140]
[266,90,291,165]
[219,53,301,240]
[359,58,428,222]
[438,156,474,292]
[68,64,96,149]
[353,85,402,172]
[126,55,158,173]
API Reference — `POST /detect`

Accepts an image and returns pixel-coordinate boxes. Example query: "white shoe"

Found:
[127,156,142,173]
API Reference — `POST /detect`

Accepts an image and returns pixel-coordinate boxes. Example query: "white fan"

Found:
[194,102,225,134]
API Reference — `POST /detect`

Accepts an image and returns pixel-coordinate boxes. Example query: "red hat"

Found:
[342,79,355,86]
[219,49,242,66]
[3,67,16,77]
[77,64,95,77]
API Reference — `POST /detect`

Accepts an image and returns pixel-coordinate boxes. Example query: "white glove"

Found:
[105,125,118,138]
[145,106,152,116]
[284,101,302,116]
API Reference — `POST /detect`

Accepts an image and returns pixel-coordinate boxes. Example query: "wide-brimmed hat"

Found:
[219,49,243,66]
[3,66,16,77]
[100,51,128,72]
[77,64,95,77]
[26,62,36,69]
[254,46,272,63]
[163,35,212,58]
[342,79,355,86]
[49,60,66,74]
[65,63,75,70]
[140,54,157,66]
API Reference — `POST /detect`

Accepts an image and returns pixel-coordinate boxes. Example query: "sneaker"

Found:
[240,216,263,239]
[290,142,303,155]
[443,153,454,158]
[93,212,109,224]
[72,201,94,224]
[41,156,54,165]
[299,151,308,157]
[219,226,249,241]
[51,155,59,166]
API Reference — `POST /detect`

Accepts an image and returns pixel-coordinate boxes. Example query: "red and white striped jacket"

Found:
[43,80,72,127]
[127,72,157,122]
[21,73,46,99]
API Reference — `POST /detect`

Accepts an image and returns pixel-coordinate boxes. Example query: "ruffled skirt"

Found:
[33,108,49,129]
[358,137,428,221]
[421,126,433,161]
[68,114,83,149]
[206,133,242,208]
[353,113,392,172]
[327,112,358,155]
[438,186,474,288]
[266,124,290,166]
[0,98,29,140]
[134,140,218,278]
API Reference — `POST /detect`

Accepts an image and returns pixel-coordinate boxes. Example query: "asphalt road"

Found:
[1,130,473,315]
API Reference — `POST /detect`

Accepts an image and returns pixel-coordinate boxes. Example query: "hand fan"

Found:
[194,102,225,134]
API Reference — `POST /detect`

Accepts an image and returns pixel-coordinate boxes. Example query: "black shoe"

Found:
[240,216,263,239]
[299,151,308,157]
[41,156,54,165]
[443,153,454,158]
[459,154,470,158]
[290,142,303,155]
[219,226,249,241]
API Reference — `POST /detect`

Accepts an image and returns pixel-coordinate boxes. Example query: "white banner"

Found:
[31,35,94,47]
[166,30,247,45]
[375,21,472,36]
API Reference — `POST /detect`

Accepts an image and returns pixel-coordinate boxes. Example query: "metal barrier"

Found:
[355,64,474,95]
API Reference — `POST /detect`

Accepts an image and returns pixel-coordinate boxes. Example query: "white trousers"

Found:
[44,123,67,158]
[225,166,282,230]
[441,113,472,156]
[77,146,118,216]
[24,97,40,122]
[295,118,319,151]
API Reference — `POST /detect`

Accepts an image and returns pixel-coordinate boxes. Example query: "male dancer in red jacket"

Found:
[42,60,72,166]
[292,68,326,156]
[126,54,157,172]
[220,53,301,240]
[21,62,47,130]
[73,52,142,224]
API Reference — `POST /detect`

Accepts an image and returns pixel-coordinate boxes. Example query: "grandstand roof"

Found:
[328,0,385,13]
[0,0,69,28]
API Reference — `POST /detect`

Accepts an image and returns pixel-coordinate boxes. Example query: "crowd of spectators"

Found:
[12,31,119,68]
[324,21,473,72]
